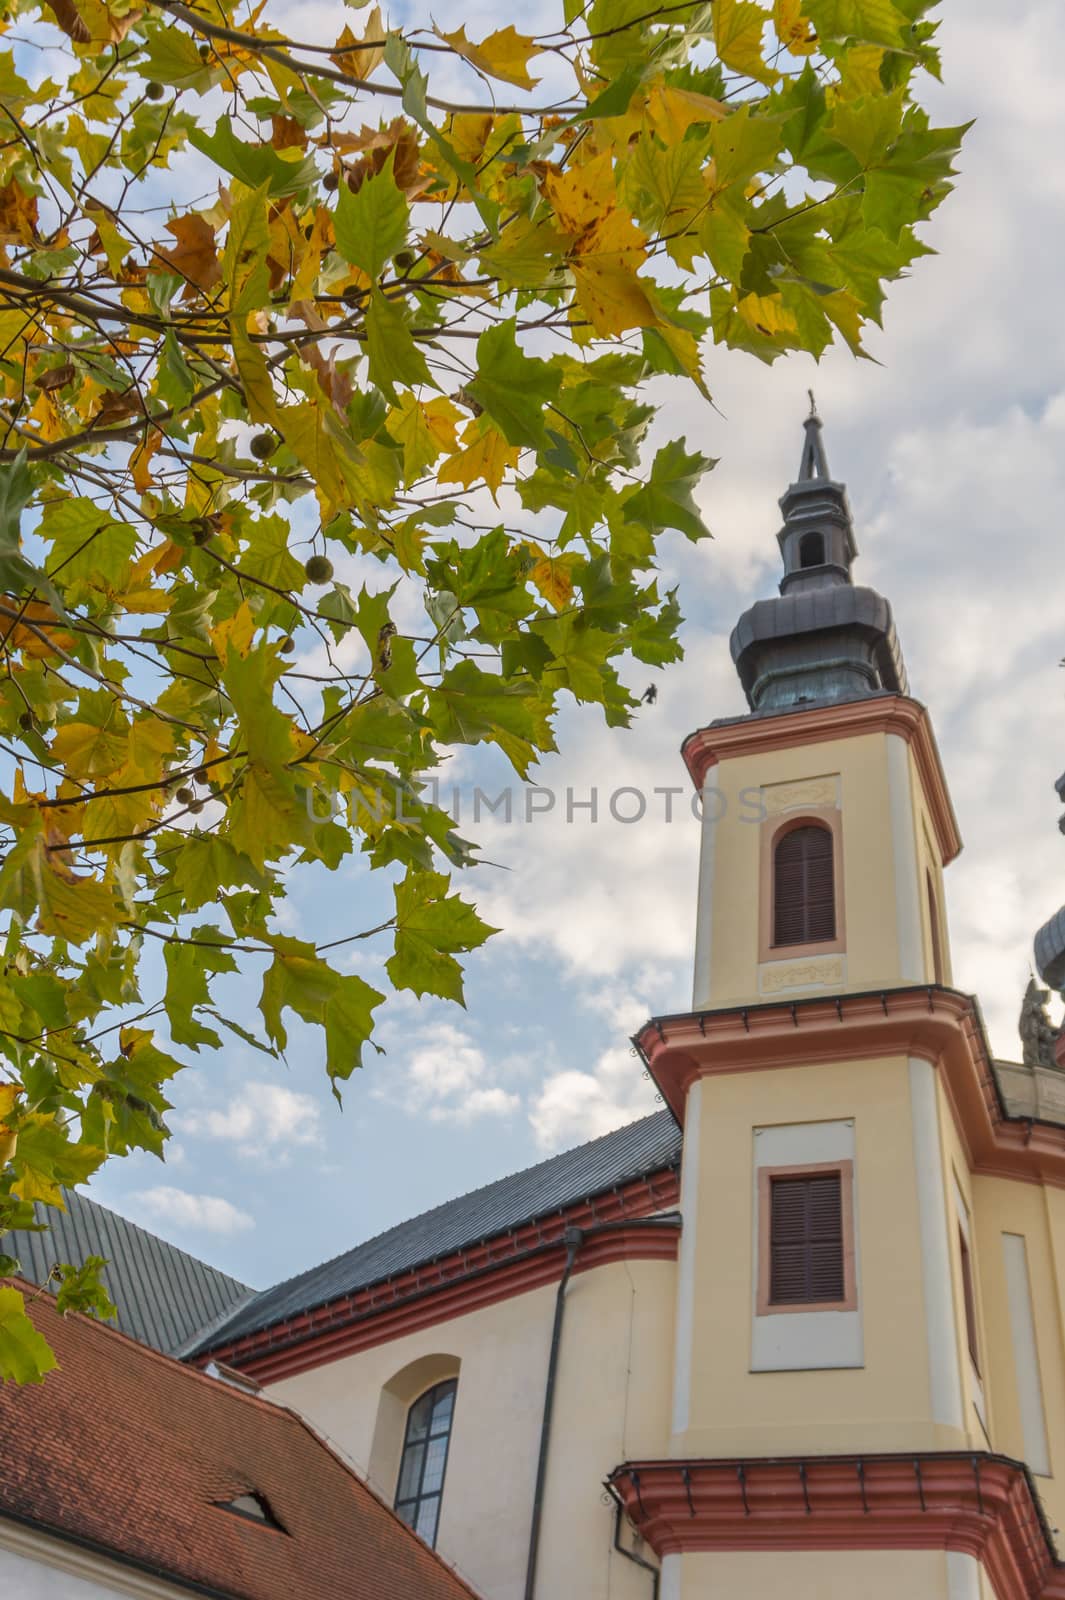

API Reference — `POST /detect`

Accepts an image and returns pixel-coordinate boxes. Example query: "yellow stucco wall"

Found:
[695,728,949,1007]
[665,1548,993,1600]
[267,1256,676,1600]
[971,1172,1065,1533]
[674,1054,971,1458]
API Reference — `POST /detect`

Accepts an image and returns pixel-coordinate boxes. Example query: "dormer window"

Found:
[799,530,825,568]
[215,1491,285,1531]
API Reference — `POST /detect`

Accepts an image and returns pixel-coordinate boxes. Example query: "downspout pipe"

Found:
[522,1213,681,1600]
[523,1224,583,1600]
[606,1482,660,1600]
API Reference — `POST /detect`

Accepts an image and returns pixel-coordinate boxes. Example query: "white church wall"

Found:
[0,1522,197,1600]
[267,1254,676,1600]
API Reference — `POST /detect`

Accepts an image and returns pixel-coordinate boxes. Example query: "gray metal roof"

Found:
[192,1109,683,1354]
[2,1188,253,1356]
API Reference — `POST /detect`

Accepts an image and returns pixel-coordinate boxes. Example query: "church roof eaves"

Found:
[185,1109,682,1358]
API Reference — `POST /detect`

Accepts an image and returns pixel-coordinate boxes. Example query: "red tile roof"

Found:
[0,1280,482,1600]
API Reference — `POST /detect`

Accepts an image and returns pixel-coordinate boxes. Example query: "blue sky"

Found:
[78,0,1065,1291]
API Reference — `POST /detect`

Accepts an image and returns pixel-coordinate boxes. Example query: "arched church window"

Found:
[773,824,835,946]
[927,871,944,983]
[798,530,824,568]
[394,1378,457,1547]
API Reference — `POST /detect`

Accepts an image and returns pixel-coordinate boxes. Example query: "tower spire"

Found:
[798,390,830,481]
[728,404,907,713]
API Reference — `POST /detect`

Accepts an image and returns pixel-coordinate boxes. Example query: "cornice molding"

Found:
[608,1453,1065,1598]
[201,1170,680,1384]
[0,1513,228,1600]
[681,694,962,865]
[633,987,1065,1189]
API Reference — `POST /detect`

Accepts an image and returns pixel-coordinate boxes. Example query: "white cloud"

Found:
[529,1045,661,1154]
[382,1021,522,1124]
[182,1080,324,1157]
[129,1187,254,1235]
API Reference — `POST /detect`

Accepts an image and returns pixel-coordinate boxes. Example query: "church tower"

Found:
[617,412,1065,1600]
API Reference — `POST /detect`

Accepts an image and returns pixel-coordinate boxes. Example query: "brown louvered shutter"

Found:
[958,1229,980,1371]
[773,825,835,946]
[769,1171,845,1305]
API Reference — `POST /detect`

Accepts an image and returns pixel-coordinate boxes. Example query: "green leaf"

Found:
[0,1287,57,1384]
[466,321,563,452]
[164,931,237,1052]
[621,439,716,542]
[53,1255,116,1322]
[387,870,495,1003]
[334,156,410,280]
[259,937,384,1087]
[189,117,319,199]
[223,181,272,315]
[365,291,432,401]
[806,0,909,49]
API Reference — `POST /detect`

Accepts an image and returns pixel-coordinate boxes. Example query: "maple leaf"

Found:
[0,179,38,245]
[154,213,222,295]
[330,4,386,80]
[435,24,541,90]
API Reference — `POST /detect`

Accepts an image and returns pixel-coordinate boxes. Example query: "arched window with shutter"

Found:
[773,822,836,947]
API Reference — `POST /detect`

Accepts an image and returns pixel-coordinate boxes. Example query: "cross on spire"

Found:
[798,391,830,481]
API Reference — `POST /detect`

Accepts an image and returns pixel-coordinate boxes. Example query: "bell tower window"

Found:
[798,530,825,568]
[773,823,836,947]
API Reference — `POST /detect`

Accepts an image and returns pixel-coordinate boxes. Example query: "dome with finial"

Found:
[729,404,907,714]
[1034,770,1065,994]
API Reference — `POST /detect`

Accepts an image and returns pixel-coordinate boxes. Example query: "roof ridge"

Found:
[222,1109,676,1313]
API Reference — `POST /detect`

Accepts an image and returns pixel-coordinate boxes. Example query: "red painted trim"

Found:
[608,1454,1065,1598]
[682,694,962,866]
[634,987,1065,1189]
[200,1169,680,1383]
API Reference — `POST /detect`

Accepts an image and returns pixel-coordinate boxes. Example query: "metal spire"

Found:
[798,391,830,481]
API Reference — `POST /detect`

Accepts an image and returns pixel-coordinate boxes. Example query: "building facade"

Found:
[10,413,1065,1600]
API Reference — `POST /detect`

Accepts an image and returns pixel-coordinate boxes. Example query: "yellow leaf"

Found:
[736,290,799,340]
[839,44,886,96]
[130,426,161,492]
[450,113,495,169]
[545,151,615,237]
[773,0,818,53]
[50,720,128,780]
[290,207,333,302]
[211,600,256,662]
[436,24,540,90]
[571,208,658,337]
[330,5,386,80]
[89,208,128,275]
[645,82,727,143]
[30,841,117,942]
[714,0,779,86]
[115,586,171,614]
[231,315,280,428]
[530,555,574,611]
[437,423,519,500]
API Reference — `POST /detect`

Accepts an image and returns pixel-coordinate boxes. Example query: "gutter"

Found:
[522,1213,681,1600]
[606,1483,659,1600]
